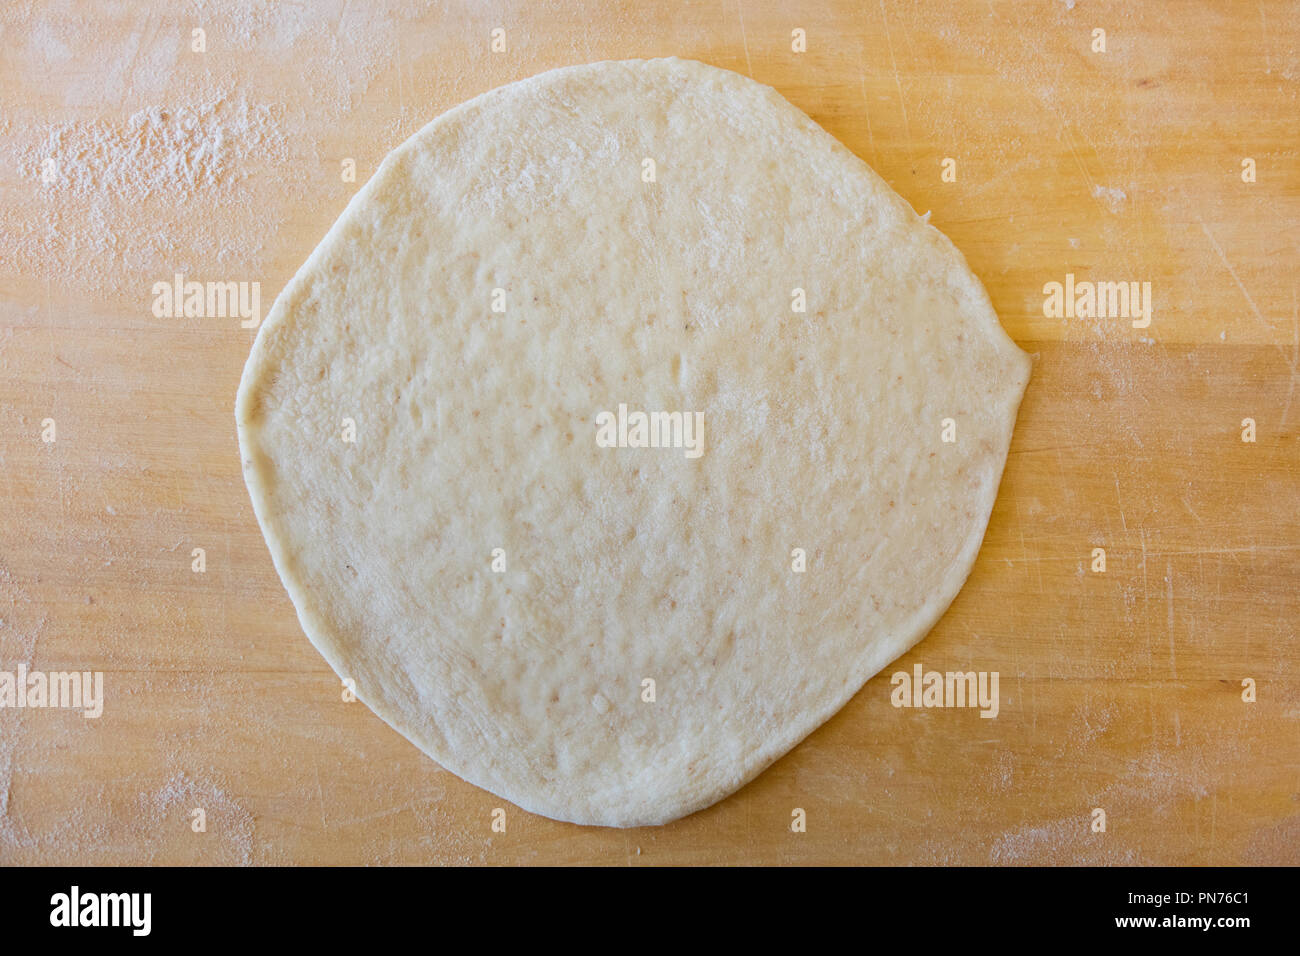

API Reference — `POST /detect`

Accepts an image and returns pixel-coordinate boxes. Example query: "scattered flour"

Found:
[18,100,282,200]
[1090,183,1129,212]
[0,0,426,302]
[2,98,290,294]
[138,772,255,865]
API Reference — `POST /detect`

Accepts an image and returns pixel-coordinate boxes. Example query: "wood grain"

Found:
[0,0,1296,865]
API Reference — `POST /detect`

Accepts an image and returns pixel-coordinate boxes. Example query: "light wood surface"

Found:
[1,1,1297,865]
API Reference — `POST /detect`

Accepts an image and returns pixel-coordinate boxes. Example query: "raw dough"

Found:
[236,58,1030,827]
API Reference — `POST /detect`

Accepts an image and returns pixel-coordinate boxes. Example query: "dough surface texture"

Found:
[236,57,1031,827]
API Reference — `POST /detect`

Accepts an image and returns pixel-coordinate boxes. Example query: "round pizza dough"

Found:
[236,57,1031,827]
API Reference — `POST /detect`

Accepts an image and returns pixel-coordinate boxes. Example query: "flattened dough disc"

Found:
[236,58,1031,827]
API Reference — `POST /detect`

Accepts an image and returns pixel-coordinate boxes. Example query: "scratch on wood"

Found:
[1113,473,1127,532]
[1165,562,1177,680]
[1139,529,1149,600]
[1282,285,1299,427]
[852,41,877,167]
[312,760,328,829]
[735,1,753,75]
[877,0,912,154]
[1180,496,1205,526]
[1198,219,1282,357]
[1063,124,1103,214]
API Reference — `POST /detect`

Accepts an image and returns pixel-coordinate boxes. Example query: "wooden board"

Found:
[1,0,1297,865]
